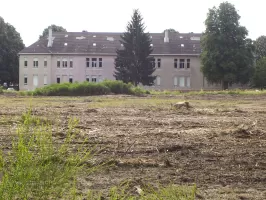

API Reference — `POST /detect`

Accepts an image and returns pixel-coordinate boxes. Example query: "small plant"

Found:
[0,86,3,94]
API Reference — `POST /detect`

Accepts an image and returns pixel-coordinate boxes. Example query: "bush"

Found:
[26,80,149,96]
[0,86,3,94]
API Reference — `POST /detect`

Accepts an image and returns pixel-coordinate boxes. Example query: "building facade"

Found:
[19,29,218,91]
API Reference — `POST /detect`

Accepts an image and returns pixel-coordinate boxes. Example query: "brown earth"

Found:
[0,94,266,199]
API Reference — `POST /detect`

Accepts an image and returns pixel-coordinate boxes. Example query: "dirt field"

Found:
[0,94,266,199]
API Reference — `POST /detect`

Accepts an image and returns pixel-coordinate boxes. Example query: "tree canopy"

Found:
[252,57,266,89]
[39,24,67,38]
[114,9,155,86]
[200,2,254,89]
[254,36,266,60]
[0,16,24,84]
[163,28,178,33]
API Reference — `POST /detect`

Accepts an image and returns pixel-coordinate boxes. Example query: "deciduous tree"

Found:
[200,2,254,89]
[254,36,266,60]
[0,16,24,84]
[39,24,67,38]
[253,57,266,89]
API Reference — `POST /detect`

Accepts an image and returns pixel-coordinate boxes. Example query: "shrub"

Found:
[25,80,147,96]
[0,86,3,94]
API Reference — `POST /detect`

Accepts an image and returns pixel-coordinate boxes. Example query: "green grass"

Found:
[150,89,266,96]
[0,109,97,199]
[87,182,197,200]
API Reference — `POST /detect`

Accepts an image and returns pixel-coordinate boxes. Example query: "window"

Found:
[92,58,97,67]
[174,77,178,86]
[44,75,47,85]
[151,58,155,68]
[57,58,60,68]
[187,77,191,87]
[157,59,161,68]
[24,57,27,67]
[86,75,90,82]
[174,59,178,68]
[62,58,67,68]
[99,58,102,67]
[33,75,38,87]
[86,58,90,67]
[33,58,38,68]
[33,75,38,86]
[179,77,185,87]
[69,75,73,83]
[92,77,97,82]
[24,75,28,85]
[56,76,60,84]
[70,59,73,68]
[44,58,47,67]
[98,75,102,82]
[187,59,190,68]
[156,76,161,86]
[179,59,185,68]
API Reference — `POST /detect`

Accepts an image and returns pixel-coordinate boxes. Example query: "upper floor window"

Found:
[179,59,185,69]
[57,58,60,68]
[33,58,38,68]
[174,59,178,68]
[86,58,90,67]
[99,58,102,67]
[44,58,47,67]
[70,59,73,68]
[62,58,67,68]
[24,57,27,67]
[92,58,97,67]
[157,58,161,68]
[187,59,190,68]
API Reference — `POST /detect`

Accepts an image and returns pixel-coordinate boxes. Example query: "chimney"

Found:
[164,29,169,43]
[47,28,53,47]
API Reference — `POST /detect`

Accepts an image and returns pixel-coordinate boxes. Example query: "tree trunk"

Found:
[222,81,229,90]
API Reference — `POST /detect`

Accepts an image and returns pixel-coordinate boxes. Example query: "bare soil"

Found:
[0,94,266,199]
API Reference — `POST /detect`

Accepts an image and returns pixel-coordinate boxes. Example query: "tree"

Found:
[253,57,266,89]
[39,24,67,38]
[114,9,155,86]
[0,16,24,85]
[200,2,254,90]
[163,28,178,33]
[254,36,266,60]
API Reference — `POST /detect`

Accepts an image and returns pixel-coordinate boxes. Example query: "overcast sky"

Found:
[0,0,264,47]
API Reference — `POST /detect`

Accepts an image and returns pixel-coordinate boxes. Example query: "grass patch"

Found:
[150,89,266,96]
[21,80,149,96]
[0,109,98,199]
[87,181,197,200]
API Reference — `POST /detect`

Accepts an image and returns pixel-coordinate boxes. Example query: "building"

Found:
[19,29,216,91]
